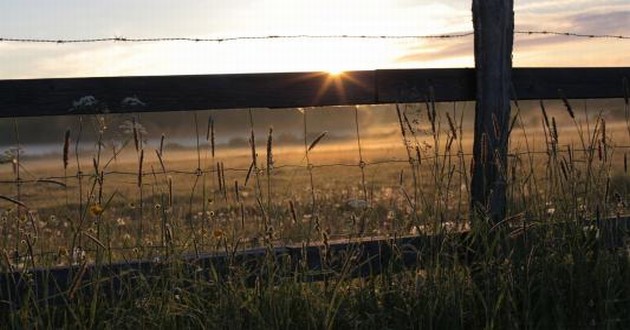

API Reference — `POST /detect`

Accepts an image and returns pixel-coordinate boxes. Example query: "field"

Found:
[1,100,629,328]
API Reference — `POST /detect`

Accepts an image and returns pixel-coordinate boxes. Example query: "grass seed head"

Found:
[63,129,70,169]
[446,112,457,139]
[558,89,575,119]
[266,127,274,172]
[307,131,328,153]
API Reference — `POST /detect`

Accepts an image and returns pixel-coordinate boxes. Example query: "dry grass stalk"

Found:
[289,200,298,224]
[206,116,212,141]
[427,86,437,135]
[558,89,575,119]
[132,117,140,152]
[82,231,105,249]
[63,129,70,169]
[35,179,66,187]
[0,195,28,209]
[244,161,254,187]
[395,104,408,142]
[138,149,144,188]
[560,158,569,181]
[159,134,165,157]
[307,131,327,153]
[395,104,414,163]
[217,161,223,193]
[220,162,227,198]
[1,250,13,272]
[508,110,519,137]
[551,117,559,143]
[402,111,415,134]
[266,127,273,173]
[92,157,99,176]
[68,261,88,300]
[234,180,240,203]
[249,117,258,169]
[600,118,607,162]
[164,223,173,246]
[540,100,551,131]
[168,176,173,207]
[207,116,215,158]
[446,112,458,139]
[155,149,166,174]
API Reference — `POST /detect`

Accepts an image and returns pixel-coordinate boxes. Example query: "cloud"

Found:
[567,10,629,35]
[396,3,630,67]
[395,38,472,64]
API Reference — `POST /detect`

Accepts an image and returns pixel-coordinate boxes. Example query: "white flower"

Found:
[72,246,86,265]
[347,199,368,210]
[72,96,98,109]
[121,96,146,107]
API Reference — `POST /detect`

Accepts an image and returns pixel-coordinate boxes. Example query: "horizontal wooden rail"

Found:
[1,215,628,307]
[1,67,628,118]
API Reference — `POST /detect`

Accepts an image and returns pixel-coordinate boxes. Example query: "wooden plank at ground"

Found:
[0,68,628,118]
[0,215,627,307]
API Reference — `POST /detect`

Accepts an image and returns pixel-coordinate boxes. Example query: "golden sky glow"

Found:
[0,0,628,78]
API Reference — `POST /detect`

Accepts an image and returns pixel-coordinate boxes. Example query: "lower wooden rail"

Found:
[0,216,627,308]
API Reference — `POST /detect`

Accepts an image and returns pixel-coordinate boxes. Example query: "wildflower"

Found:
[121,96,146,107]
[72,246,85,265]
[89,204,104,216]
[154,203,162,210]
[545,201,555,216]
[165,223,173,244]
[347,199,368,210]
[71,95,98,110]
[212,229,225,239]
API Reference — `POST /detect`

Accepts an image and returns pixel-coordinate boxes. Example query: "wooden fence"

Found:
[0,67,629,306]
[1,67,628,117]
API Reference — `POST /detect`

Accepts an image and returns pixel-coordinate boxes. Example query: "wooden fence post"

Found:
[470,0,514,224]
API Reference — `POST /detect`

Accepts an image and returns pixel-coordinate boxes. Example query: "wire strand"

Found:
[0,30,628,44]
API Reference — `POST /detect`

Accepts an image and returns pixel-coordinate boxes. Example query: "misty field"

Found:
[1,100,629,328]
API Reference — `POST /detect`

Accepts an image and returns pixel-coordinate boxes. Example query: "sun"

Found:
[326,68,345,76]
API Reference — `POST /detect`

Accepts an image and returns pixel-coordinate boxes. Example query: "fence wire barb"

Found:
[0,146,627,185]
[0,30,628,44]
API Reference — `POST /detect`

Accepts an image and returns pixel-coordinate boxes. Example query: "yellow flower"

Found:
[89,204,104,216]
[212,229,225,239]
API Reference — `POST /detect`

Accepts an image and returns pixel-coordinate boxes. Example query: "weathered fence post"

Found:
[470,0,514,224]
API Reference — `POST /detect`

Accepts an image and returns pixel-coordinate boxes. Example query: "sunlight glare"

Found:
[326,68,345,76]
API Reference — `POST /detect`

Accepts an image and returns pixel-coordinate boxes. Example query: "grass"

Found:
[0,98,629,329]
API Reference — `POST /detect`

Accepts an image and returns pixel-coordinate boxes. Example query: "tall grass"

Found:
[0,96,629,328]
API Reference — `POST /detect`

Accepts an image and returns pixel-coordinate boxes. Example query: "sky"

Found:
[0,0,628,79]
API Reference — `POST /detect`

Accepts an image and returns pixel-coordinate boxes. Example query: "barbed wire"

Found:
[1,145,627,185]
[0,30,628,45]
